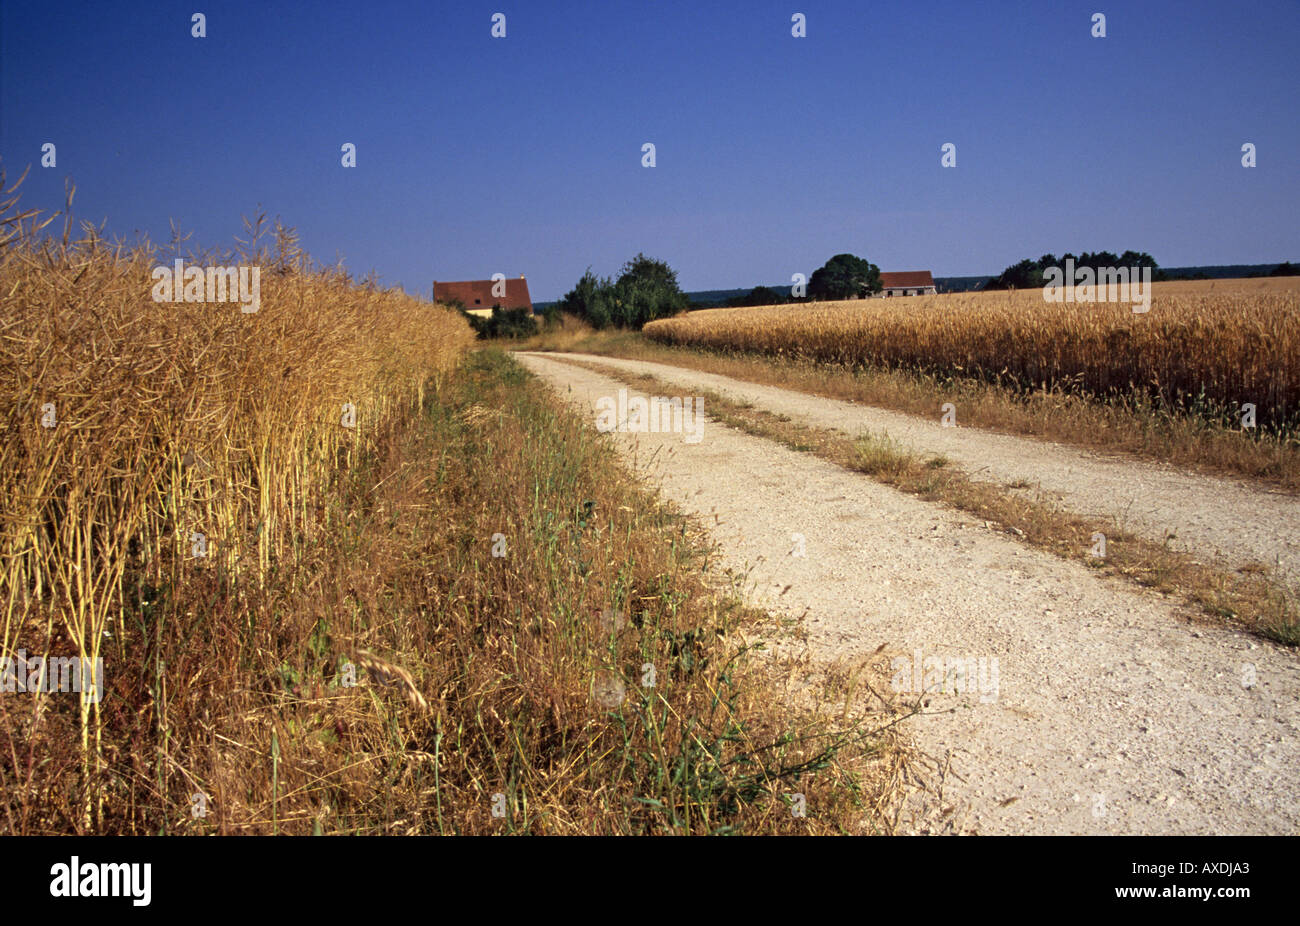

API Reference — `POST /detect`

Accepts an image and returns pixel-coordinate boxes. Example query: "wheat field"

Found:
[643,280,1300,435]
[0,175,474,824]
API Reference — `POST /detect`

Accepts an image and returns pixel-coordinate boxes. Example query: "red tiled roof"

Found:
[434,277,533,311]
[879,271,935,289]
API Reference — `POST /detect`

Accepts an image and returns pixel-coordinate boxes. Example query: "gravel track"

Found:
[518,351,1300,835]
[530,351,1300,587]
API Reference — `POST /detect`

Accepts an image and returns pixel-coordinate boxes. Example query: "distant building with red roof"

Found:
[434,276,533,317]
[878,271,936,297]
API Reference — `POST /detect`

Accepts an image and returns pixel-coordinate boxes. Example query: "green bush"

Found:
[466,305,538,340]
[558,254,687,329]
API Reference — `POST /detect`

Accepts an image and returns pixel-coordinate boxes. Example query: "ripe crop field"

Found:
[642,280,1300,436]
[2,222,471,631]
[0,182,474,827]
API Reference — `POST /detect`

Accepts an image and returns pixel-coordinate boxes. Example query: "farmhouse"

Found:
[434,275,532,318]
[878,271,936,297]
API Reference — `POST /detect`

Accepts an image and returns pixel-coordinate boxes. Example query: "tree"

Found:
[612,253,688,327]
[808,253,881,301]
[1270,261,1299,277]
[1118,250,1158,270]
[557,268,613,328]
[557,254,686,329]
[616,253,682,296]
[984,258,1045,290]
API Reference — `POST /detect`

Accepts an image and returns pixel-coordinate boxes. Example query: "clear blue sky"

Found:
[2,0,1297,301]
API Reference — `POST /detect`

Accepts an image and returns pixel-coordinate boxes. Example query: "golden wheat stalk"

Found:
[354,649,430,713]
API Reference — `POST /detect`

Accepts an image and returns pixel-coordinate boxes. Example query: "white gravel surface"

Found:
[530,352,1300,587]
[518,352,1300,835]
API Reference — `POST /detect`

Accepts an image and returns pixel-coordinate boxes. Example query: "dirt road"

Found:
[528,352,1300,586]
[518,351,1300,835]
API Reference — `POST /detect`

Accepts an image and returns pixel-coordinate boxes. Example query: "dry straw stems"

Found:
[0,168,472,827]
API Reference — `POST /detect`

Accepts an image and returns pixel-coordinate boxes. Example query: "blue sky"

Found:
[2,0,1297,300]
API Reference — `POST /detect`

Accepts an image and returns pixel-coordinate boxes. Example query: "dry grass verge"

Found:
[325,349,912,835]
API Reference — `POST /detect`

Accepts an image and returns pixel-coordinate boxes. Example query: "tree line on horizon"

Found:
[558,253,891,327]
[551,252,1300,328]
[718,256,1298,300]
[982,251,1163,291]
